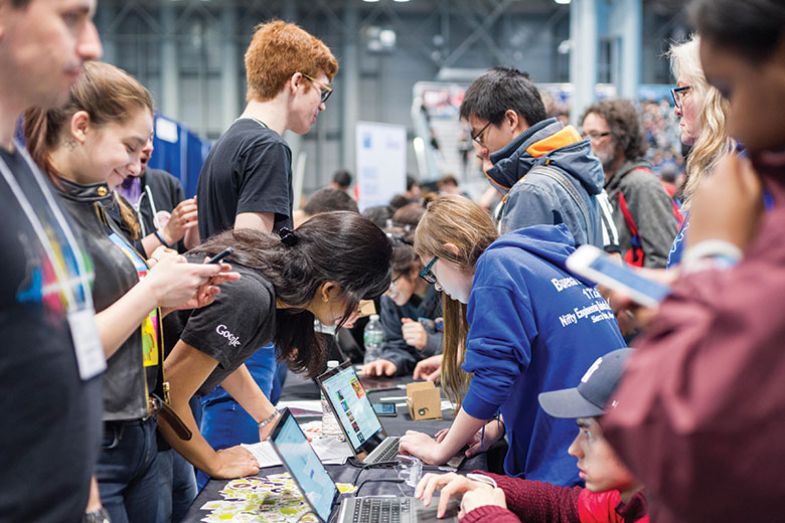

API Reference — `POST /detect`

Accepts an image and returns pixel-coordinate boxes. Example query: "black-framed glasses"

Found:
[418,255,439,285]
[302,73,334,103]
[671,85,691,110]
[471,121,492,147]
[582,131,611,141]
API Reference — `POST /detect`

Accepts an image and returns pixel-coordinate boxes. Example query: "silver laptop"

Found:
[270,408,458,523]
[317,361,401,464]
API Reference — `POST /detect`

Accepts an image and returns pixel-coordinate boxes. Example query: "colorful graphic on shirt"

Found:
[108,233,159,367]
[16,224,94,318]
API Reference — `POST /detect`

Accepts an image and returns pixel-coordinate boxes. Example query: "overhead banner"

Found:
[356,121,407,212]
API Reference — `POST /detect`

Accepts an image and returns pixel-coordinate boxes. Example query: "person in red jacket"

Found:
[415,348,647,523]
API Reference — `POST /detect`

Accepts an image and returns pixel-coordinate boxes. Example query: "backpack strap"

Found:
[525,163,595,243]
[618,190,645,267]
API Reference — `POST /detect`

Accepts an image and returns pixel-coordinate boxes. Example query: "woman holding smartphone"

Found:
[398,195,625,487]
[24,62,235,522]
[158,213,392,481]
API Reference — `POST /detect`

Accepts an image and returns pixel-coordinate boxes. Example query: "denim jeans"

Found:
[156,448,197,523]
[195,343,276,489]
[95,417,160,523]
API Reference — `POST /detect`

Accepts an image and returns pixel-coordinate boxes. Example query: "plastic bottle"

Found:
[363,314,384,365]
[320,360,344,440]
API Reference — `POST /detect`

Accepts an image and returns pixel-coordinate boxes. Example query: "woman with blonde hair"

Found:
[398,195,624,486]
[667,34,735,266]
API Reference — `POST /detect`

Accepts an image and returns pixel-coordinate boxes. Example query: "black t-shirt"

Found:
[0,147,102,522]
[175,263,277,395]
[197,119,293,239]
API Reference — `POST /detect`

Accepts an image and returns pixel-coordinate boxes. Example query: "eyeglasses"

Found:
[671,85,692,110]
[418,255,439,285]
[302,73,334,104]
[471,121,492,147]
[582,131,611,142]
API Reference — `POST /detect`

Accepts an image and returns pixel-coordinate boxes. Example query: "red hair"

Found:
[244,20,338,102]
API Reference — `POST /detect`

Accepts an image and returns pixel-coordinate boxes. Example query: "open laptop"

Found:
[270,408,458,523]
[317,361,402,464]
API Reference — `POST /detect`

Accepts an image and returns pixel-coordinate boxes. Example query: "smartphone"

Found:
[372,402,398,417]
[566,245,670,308]
[206,247,234,265]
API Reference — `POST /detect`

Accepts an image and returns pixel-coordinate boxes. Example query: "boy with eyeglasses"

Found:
[194,20,338,487]
[461,67,618,253]
[414,348,648,523]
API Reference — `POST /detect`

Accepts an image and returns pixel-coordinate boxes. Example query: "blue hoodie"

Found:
[487,118,608,248]
[461,224,625,486]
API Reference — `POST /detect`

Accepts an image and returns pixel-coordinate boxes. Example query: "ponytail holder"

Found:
[278,227,299,247]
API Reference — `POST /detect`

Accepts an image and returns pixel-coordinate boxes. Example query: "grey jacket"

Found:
[487,118,617,250]
[605,161,679,268]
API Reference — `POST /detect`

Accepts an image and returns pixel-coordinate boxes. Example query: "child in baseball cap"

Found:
[414,348,648,522]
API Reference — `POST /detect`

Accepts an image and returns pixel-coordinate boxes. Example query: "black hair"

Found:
[406,175,419,191]
[11,0,32,7]
[331,169,353,189]
[303,187,358,216]
[459,66,547,127]
[581,99,647,162]
[190,212,392,377]
[389,194,413,211]
[689,0,785,63]
[362,205,394,229]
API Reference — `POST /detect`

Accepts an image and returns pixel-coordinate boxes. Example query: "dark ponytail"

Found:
[191,211,392,377]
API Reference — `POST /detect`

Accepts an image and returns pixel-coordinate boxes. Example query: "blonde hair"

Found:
[669,35,734,210]
[413,195,498,408]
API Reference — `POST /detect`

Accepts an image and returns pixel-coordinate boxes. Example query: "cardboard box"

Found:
[406,381,442,421]
[358,300,376,317]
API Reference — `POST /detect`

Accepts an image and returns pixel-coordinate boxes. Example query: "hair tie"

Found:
[278,227,299,247]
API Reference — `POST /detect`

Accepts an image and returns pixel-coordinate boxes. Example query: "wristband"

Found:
[466,473,497,488]
[683,239,742,271]
[257,409,279,429]
[154,229,173,249]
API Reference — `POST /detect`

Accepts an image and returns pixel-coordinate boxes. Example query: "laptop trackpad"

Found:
[414,497,460,522]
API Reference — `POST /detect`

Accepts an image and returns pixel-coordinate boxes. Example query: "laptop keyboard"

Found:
[366,437,400,464]
[351,497,410,523]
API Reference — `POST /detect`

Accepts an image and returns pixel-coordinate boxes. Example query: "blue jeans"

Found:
[156,448,197,523]
[95,417,160,523]
[196,343,276,489]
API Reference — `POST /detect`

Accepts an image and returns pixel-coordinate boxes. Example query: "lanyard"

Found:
[0,142,94,311]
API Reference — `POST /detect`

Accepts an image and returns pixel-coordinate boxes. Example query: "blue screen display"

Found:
[321,367,383,451]
[274,414,336,521]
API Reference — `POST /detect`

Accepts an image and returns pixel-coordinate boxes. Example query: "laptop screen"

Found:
[320,365,384,451]
[271,410,337,522]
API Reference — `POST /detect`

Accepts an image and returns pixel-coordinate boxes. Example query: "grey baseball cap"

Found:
[538,348,633,419]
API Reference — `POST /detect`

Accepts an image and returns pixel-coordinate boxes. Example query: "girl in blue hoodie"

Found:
[399,195,625,486]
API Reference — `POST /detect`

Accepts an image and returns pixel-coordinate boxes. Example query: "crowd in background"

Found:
[2,0,785,522]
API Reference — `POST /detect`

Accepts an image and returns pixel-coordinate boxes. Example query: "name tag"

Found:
[68,308,107,380]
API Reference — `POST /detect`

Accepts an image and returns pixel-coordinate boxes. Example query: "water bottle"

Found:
[320,360,344,440]
[363,314,384,365]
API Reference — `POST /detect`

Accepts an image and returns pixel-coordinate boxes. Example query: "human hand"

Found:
[162,198,198,245]
[603,268,677,330]
[413,354,442,382]
[401,319,428,351]
[687,153,764,252]
[459,487,507,518]
[361,359,397,377]
[434,428,450,443]
[465,420,504,458]
[416,472,494,518]
[144,252,240,309]
[399,430,445,465]
[211,445,260,479]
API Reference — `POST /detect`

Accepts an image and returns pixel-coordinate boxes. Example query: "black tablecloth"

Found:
[182,371,491,522]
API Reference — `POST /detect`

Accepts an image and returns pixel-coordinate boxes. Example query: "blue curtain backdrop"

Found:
[147,114,211,198]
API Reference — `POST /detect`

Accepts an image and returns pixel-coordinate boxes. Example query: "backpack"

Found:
[618,169,685,267]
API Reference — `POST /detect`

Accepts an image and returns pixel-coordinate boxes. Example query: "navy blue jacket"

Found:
[461,224,625,485]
